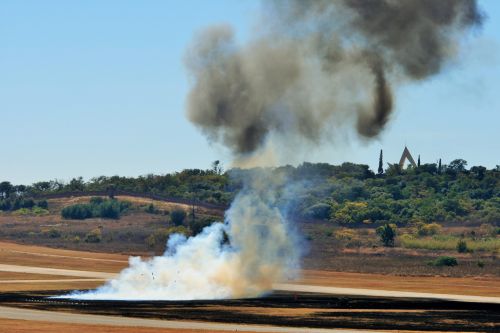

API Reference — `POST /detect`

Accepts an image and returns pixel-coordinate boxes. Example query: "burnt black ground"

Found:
[1,291,499,332]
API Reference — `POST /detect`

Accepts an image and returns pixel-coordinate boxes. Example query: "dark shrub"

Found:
[171,209,186,226]
[61,198,130,220]
[146,203,157,214]
[46,228,61,238]
[429,256,458,267]
[90,196,104,205]
[21,198,35,209]
[189,217,213,235]
[37,200,48,209]
[62,204,93,219]
[84,228,102,243]
[376,224,396,247]
[0,199,11,211]
[456,239,468,253]
[95,200,121,219]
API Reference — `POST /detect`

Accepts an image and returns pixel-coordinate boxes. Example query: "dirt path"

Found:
[0,305,387,333]
[274,283,500,304]
[0,264,115,279]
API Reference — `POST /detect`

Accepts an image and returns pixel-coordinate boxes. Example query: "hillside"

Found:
[0,193,498,278]
[1,160,499,227]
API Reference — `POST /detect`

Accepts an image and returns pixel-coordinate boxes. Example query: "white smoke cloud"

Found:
[60,173,300,301]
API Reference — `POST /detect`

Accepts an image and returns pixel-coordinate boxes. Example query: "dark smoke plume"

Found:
[185,0,482,157]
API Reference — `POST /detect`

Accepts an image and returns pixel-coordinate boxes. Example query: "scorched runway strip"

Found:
[0,291,499,332]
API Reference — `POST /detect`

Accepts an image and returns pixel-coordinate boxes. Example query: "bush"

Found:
[90,197,104,205]
[145,234,156,248]
[457,239,468,253]
[417,223,442,237]
[21,198,35,209]
[335,228,357,241]
[171,209,186,226]
[429,256,458,267]
[376,224,396,247]
[146,226,190,248]
[0,199,11,211]
[189,217,215,235]
[84,228,102,243]
[61,199,130,220]
[36,200,48,209]
[12,208,32,216]
[32,207,49,215]
[95,200,121,219]
[46,228,61,238]
[62,204,93,219]
[303,203,331,219]
[145,203,157,214]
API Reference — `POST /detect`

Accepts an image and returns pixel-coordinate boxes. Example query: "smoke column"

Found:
[186,0,482,158]
[62,0,482,301]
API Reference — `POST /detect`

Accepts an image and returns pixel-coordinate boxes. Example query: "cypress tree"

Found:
[417,155,421,167]
[438,158,442,174]
[378,149,384,175]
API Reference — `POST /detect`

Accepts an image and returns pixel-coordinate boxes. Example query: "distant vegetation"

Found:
[428,256,458,267]
[1,159,499,227]
[0,195,48,215]
[61,197,131,220]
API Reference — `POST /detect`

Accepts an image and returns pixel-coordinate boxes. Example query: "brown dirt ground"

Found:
[0,271,96,281]
[0,280,102,292]
[298,269,500,297]
[0,241,129,272]
[0,318,229,333]
[1,240,499,296]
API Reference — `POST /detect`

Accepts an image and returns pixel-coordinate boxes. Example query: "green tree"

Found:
[211,160,223,175]
[0,181,13,199]
[448,159,468,173]
[378,150,384,175]
[376,224,396,247]
[68,177,85,191]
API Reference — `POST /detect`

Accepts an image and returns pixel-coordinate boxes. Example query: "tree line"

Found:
[1,159,499,226]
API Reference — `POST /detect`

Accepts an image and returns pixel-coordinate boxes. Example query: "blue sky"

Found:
[1,0,499,184]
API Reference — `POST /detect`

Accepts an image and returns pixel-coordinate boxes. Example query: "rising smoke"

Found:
[62,171,300,300]
[186,0,482,157]
[63,0,482,301]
